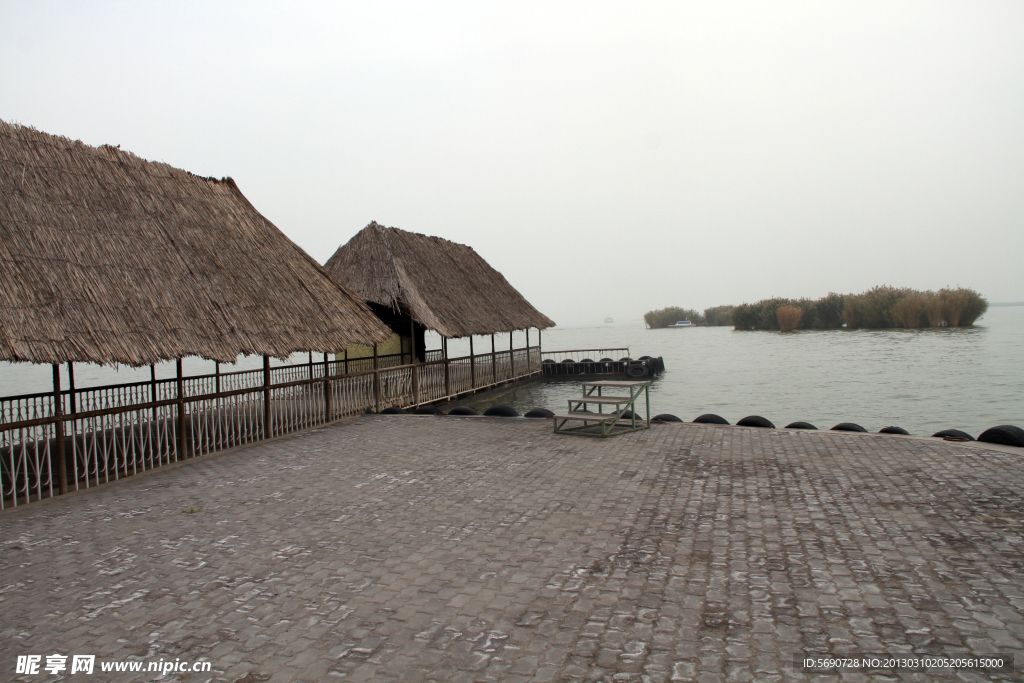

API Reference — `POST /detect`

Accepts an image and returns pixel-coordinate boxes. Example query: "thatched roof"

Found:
[323,222,555,338]
[0,121,391,366]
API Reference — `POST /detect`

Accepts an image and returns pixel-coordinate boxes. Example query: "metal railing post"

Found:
[469,336,476,389]
[491,334,496,385]
[177,358,186,458]
[262,356,270,439]
[52,364,67,495]
[510,331,515,378]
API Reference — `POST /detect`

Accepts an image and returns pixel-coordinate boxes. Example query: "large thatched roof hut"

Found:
[323,222,555,341]
[0,121,391,366]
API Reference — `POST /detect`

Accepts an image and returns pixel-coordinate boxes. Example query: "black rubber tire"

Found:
[978,425,1024,448]
[364,407,376,414]
[652,414,683,423]
[694,413,730,425]
[600,358,614,362]
[932,429,974,441]
[414,406,444,415]
[561,358,576,364]
[541,359,556,364]
[619,410,643,420]
[447,406,478,416]
[638,355,652,360]
[619,357,632,362]
[626,364,647,378]
[878,426,910,435]
[737,415,775,429]
[784,421,817,430]
[654,357,666,372]
[524,408,554,418]
[831,422,867,432]
[380,406,408,415]
[483,405,519,417]
[580,358,595,363]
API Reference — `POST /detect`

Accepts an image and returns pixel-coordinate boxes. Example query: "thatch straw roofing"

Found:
[0,121,391,366]
[323,222,555,338]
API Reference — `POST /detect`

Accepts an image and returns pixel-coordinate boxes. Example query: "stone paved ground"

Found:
[2,416,1024,682]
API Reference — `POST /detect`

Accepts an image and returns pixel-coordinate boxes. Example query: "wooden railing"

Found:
[0,346,541,509]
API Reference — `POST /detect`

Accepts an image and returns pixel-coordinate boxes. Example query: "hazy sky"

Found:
[3,1,1022,326]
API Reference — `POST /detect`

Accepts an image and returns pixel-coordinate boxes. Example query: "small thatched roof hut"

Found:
[0,121,391,366]
[323,222,555,339]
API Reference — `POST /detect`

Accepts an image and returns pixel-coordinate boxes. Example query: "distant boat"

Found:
[604,316,613,323]
[668,320,693,328]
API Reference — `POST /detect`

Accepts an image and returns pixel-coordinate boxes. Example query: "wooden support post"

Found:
[469,336,476,390]
[262,356,271,439]
[323,352,332,420]
[526,329,531,372]
[150,364,158,440]
[509,331,515,378]
[373,343,381,414]
[344,347,348,375]
[52,364,67,495]
[410,317,419,406]
[177,358,186,458]
[491,334,497,385]
[67,362,77,415]
[215,361,221,394]
[443,337,451,397]
[308,352,314,382]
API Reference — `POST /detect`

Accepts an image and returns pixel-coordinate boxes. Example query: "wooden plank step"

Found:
[553,411,621,422]
[581,381,651,388]
[568,396,632,404]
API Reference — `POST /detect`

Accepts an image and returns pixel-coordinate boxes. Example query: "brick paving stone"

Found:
[2,418,1024,681]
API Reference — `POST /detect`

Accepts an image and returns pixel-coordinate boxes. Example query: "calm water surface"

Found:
[464,306,1024,438]
[2,308,1021,439]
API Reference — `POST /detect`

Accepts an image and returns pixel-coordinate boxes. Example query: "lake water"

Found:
[2,307,1020,439]
[462,306,1024,439]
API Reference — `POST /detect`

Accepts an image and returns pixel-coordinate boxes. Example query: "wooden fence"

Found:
[1,346,541,509]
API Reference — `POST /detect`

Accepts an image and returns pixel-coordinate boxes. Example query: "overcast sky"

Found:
[3,1,1022,326]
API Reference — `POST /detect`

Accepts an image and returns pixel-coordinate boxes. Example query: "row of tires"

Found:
[374,404,547,418]
[672,413,1024,448]
[369,405,1024,448]
[542,356,666,377]
[375,405,650,419]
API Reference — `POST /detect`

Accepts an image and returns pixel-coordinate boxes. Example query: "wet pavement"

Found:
[2,415,1023,682]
